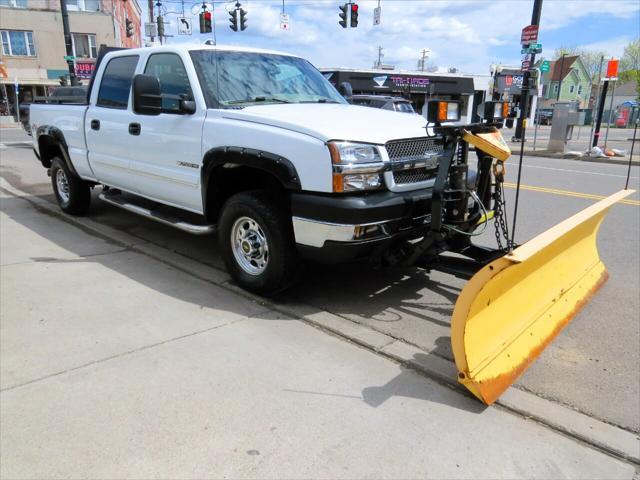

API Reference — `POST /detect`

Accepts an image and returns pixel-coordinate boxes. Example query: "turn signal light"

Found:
[426,100,462,123]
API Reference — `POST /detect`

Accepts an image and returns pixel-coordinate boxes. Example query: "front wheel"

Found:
[218,190,299,296]
[51,157,91,215]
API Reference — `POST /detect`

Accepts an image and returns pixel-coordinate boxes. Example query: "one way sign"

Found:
[178,17,192,35]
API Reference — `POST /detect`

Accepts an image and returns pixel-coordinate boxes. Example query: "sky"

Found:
[147,0,640,74]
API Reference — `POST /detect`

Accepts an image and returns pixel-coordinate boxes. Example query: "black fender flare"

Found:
[201,146,301,217]
[35,125,79,177]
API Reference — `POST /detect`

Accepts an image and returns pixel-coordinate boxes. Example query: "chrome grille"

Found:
[393,168,432,184]
[386,138,443,162]
[386,138,443,185]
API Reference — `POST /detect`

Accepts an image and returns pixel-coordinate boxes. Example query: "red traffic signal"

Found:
[350,3,359,27]
[199,10,212,33]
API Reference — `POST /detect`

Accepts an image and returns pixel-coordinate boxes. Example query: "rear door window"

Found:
[97,55,139,109]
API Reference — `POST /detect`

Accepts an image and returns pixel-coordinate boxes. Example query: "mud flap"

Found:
[451,189,635,405]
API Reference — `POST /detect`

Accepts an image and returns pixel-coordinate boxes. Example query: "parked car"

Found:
[349,94,416,114]
[535,108,553,125]
[21,86,87,135]
[30,44,493,295]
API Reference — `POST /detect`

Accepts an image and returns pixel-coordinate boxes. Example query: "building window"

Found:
[65,0,100,11]
[0,30,36,56]
[578,85,583,95]
[569,85,575,93]
[72,33,97,59]
[553,84,559,93]
[0,0,28,8]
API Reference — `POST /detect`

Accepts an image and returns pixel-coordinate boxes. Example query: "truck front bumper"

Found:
[291,189,434,263]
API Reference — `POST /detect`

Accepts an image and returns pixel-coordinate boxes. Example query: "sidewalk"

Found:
[1,177,636,477]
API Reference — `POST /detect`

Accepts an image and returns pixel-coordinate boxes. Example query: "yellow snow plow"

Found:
[450,189,633,404]
[403,105,634,405]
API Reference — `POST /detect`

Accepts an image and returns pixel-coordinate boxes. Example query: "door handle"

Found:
[90,119,100,130]
[128,122,141,136]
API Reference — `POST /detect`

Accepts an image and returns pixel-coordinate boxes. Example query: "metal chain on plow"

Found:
[492,160,511,252]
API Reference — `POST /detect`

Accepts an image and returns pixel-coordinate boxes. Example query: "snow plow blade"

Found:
[451,189,634,405]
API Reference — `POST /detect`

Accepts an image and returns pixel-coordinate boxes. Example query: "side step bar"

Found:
[98,192,215,235]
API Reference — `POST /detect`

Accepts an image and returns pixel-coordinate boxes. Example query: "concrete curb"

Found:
[2,178,638,465]
[521,150,640,166]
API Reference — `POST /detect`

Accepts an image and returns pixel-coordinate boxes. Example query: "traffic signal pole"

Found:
[60,0,79,86]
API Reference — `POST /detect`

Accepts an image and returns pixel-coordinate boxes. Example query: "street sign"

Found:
[521,24,539,44]
[63,55,75,61]
[144,22,157,37]
[280,13,290,30]
[540,60,550,72]
[178,17,192,35]
[373,6,381,25]
[606,59,619,78]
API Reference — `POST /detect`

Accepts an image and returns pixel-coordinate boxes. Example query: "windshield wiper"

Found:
[299,98,341,104]
[226,96,291,105]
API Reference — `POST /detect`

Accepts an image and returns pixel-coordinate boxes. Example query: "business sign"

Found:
[178,17,192,35]
[75,60,95,79]
[495,71,524,95]
[521,25,539,44]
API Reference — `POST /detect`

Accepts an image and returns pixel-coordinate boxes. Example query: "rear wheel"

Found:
[218,190,299,295]
[51,157,91,215]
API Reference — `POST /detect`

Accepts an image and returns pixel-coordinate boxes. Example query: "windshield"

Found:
[190,50,347,107]
[395,102,415,113]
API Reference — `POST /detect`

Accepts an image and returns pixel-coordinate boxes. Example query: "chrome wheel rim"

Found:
[56,169,70,204]
[231,216,269,275]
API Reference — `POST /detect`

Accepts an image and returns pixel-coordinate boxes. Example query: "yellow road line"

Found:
[503,182,640,206]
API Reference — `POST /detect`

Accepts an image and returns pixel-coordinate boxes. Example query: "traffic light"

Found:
[229,9,238,31]
[199,11,212,33]
[350,3,358,27]
[156,15,164,38]
[239,7,247,31]
[125,18,134,37]
[338,3,348,28]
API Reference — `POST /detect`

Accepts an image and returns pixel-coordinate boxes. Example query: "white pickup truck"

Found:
[31,44,503,295]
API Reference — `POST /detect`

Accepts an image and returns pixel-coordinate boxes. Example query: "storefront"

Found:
[320,68,478,121]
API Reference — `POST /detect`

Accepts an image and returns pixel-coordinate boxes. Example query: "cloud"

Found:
[152,0,640,74]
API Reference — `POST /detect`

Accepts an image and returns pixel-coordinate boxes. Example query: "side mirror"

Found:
[338,82,353,98]
[180,99,196,114]
[132,74,162,115]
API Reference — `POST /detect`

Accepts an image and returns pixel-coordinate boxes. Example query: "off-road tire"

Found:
[218,190,299,296]
[51,157,91,215]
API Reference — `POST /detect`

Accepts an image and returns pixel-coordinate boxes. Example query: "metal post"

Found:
[15,83,19,123]
[587,55,604,147]
[556,53,566,101]
[148,0,155,42]
[511,0,543,249]
[513,0,543,141]
[592,80,609,148]
[626,120,637,190]
[603,80,616,151]
[60,0,79,86]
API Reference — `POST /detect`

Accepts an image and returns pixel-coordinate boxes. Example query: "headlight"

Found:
[328,141,385,192]
[330,141,382,163]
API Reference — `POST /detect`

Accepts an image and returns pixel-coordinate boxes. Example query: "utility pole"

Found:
[374,46,383,69]
[419,49,430,72]
[511,0,543,248]
[60,0,79,86]
[513,0,543,141]
[148,0,155,42]
[556,53,567,101]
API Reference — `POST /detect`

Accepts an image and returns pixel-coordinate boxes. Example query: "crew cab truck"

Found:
[30,44,492,295]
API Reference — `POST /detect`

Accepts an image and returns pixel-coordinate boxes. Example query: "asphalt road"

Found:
[1,127,639,433]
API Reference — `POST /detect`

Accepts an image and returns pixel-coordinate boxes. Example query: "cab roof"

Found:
[107,43,299,59]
